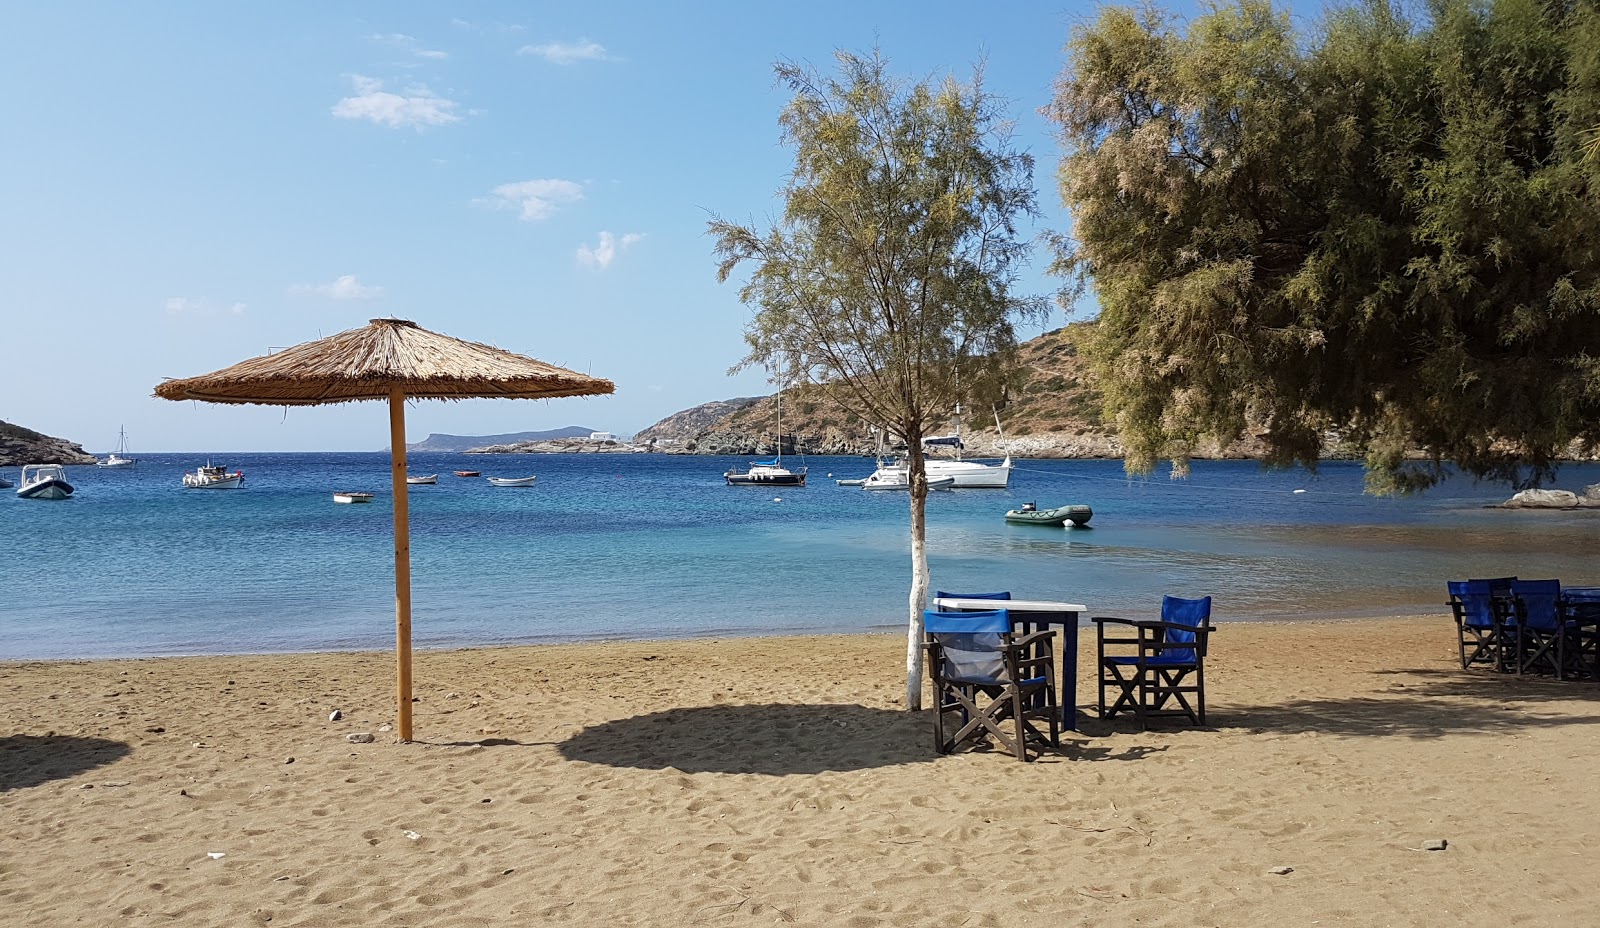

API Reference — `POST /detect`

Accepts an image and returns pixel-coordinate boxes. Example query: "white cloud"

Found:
[371,33,448,60]
[518,40,608,64]
[331,75,460,129]
[478,179,584,221]
[166,297,246,316]
[576,231,643,269]
[290,275,384,301]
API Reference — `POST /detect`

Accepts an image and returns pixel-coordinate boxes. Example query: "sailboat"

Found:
[724,388,807,487]
[97,426,137,467]
[911,406,1013,488]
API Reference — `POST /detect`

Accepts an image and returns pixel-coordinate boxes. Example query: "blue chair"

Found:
[924,609,1058,761]
[1093,596,1214,728]
[1508,579,1585,679]
[1447,578,1514,672]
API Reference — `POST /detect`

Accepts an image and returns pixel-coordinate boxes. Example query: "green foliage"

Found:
[711,50,1047,451]
[1049,0,1600,492]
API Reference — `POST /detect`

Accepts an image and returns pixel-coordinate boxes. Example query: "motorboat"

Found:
[97,426,137,467]
[454,470,480,477]
[16,463,74,499]
[183,463,244,489]
[1004,502,1093,527]
[725,460,807,487]
[860,466,955,491]
[406,474,438,485]
[486,475,538,487]
[333,491,375,503]
[0,476,11,489]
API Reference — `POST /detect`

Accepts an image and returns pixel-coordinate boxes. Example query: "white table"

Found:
[932,597,1087,731]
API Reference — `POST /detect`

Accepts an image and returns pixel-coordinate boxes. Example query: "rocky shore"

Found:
[0,420,97,467]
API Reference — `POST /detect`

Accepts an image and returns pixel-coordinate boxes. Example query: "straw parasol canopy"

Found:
[156,318,614,741]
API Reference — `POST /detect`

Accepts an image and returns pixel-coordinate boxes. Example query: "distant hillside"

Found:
[0,420,97,466]
[400,427,597,453]
[634,324,1127,457]
[634,398,761,446]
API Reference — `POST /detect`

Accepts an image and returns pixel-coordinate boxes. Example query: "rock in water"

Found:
[1501,489,1579,509]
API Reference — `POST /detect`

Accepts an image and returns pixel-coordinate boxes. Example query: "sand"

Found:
[2,616,1597,927]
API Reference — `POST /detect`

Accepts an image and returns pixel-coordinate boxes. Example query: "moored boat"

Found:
[1004,502,1092,527]
[406,474,438,485]
[454,470,480,477]
[725,460,807,487]
[97,426,137,467]
[333,491,375,503]
[16,463,74,499]
[486,475,537,487]
[860,466,955,491]
[182,463,244,489]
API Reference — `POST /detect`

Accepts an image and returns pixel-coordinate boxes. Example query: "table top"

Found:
[933,597,1087,613]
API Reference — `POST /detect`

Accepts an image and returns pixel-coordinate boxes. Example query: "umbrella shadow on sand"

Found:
[0,734,132,791]
[560,703,935,775]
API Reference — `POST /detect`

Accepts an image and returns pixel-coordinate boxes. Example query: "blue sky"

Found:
[0,2,1240,452]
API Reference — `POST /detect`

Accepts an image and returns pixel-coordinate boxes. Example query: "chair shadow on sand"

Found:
[560,703,1172,773]
[0,734,132,791]
[1073,667,1600,741]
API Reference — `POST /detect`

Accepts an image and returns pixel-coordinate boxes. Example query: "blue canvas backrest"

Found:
[925,609,1010,684]
[1470,577,1517,595]
[1511,579,1562,631]
[1447,580,1497,628]
[934,590,1011,602]
[1159,595,1212,662]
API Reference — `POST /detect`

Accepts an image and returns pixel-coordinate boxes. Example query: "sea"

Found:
[4,452,1600,661]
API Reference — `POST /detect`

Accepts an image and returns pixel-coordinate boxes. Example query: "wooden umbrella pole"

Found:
[389,386,414,742]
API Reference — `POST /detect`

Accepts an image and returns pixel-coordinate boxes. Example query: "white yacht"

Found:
[97,426,136,467]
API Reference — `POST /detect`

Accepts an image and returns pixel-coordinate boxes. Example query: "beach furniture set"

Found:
[1448,578,1600,680]
[925,591,1215,761]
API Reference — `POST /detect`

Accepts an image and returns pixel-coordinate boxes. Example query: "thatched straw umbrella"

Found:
[156,318,614,740]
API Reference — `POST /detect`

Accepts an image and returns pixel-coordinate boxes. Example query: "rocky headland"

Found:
[0,420,97,467]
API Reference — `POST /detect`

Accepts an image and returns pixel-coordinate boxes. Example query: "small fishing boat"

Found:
[454,470,480,477]
[405,474,438,485]
[835,477,867,487]
[97,426,137,467]
[1004,502,1093,527]
[16,463,74,500]
[333,491,375,504]
[183,463,244,489]
[486,475,538,487]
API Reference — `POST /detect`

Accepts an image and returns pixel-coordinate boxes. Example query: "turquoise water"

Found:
[4,453,1600,659]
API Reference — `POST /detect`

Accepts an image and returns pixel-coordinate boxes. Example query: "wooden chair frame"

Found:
[1094,616,1213,728]
[926,628,1059,761]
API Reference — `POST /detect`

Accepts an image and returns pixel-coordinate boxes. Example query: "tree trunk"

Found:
[904,434,930,711]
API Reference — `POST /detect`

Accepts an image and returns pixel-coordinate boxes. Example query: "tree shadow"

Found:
[0,734,133,791]
[561,703,932,774]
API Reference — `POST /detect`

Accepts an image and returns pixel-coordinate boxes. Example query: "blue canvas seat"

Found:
[1094,595,1214,728]
[1508,579,1588,679]
[1447,578,1514,672]
[924,609,1058,761]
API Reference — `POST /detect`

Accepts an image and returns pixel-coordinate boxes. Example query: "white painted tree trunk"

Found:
[904,448,930,711]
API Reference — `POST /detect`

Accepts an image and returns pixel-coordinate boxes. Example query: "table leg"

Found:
[1062,614,1078,732]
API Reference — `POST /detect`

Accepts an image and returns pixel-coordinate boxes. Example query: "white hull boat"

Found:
[333,491,375,503]
[487,475,538,487]
[406,474,438,485]
[183,463,245,489]
[924,455,1013,488]
[97,426,137,467]
[17,463,74,499]
[860,467,956,491]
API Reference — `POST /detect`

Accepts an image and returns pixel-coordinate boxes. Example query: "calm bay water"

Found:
[4,452,1600,660]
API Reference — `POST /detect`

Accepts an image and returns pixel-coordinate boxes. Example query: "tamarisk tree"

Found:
[711,50,1044,709]
[1048,0,1600,493]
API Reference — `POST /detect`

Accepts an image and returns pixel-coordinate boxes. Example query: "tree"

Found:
[1047,0,1600,493]
[710,50,1045,709]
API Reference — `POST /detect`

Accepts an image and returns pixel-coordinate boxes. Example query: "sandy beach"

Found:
[3,615,1596,927]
